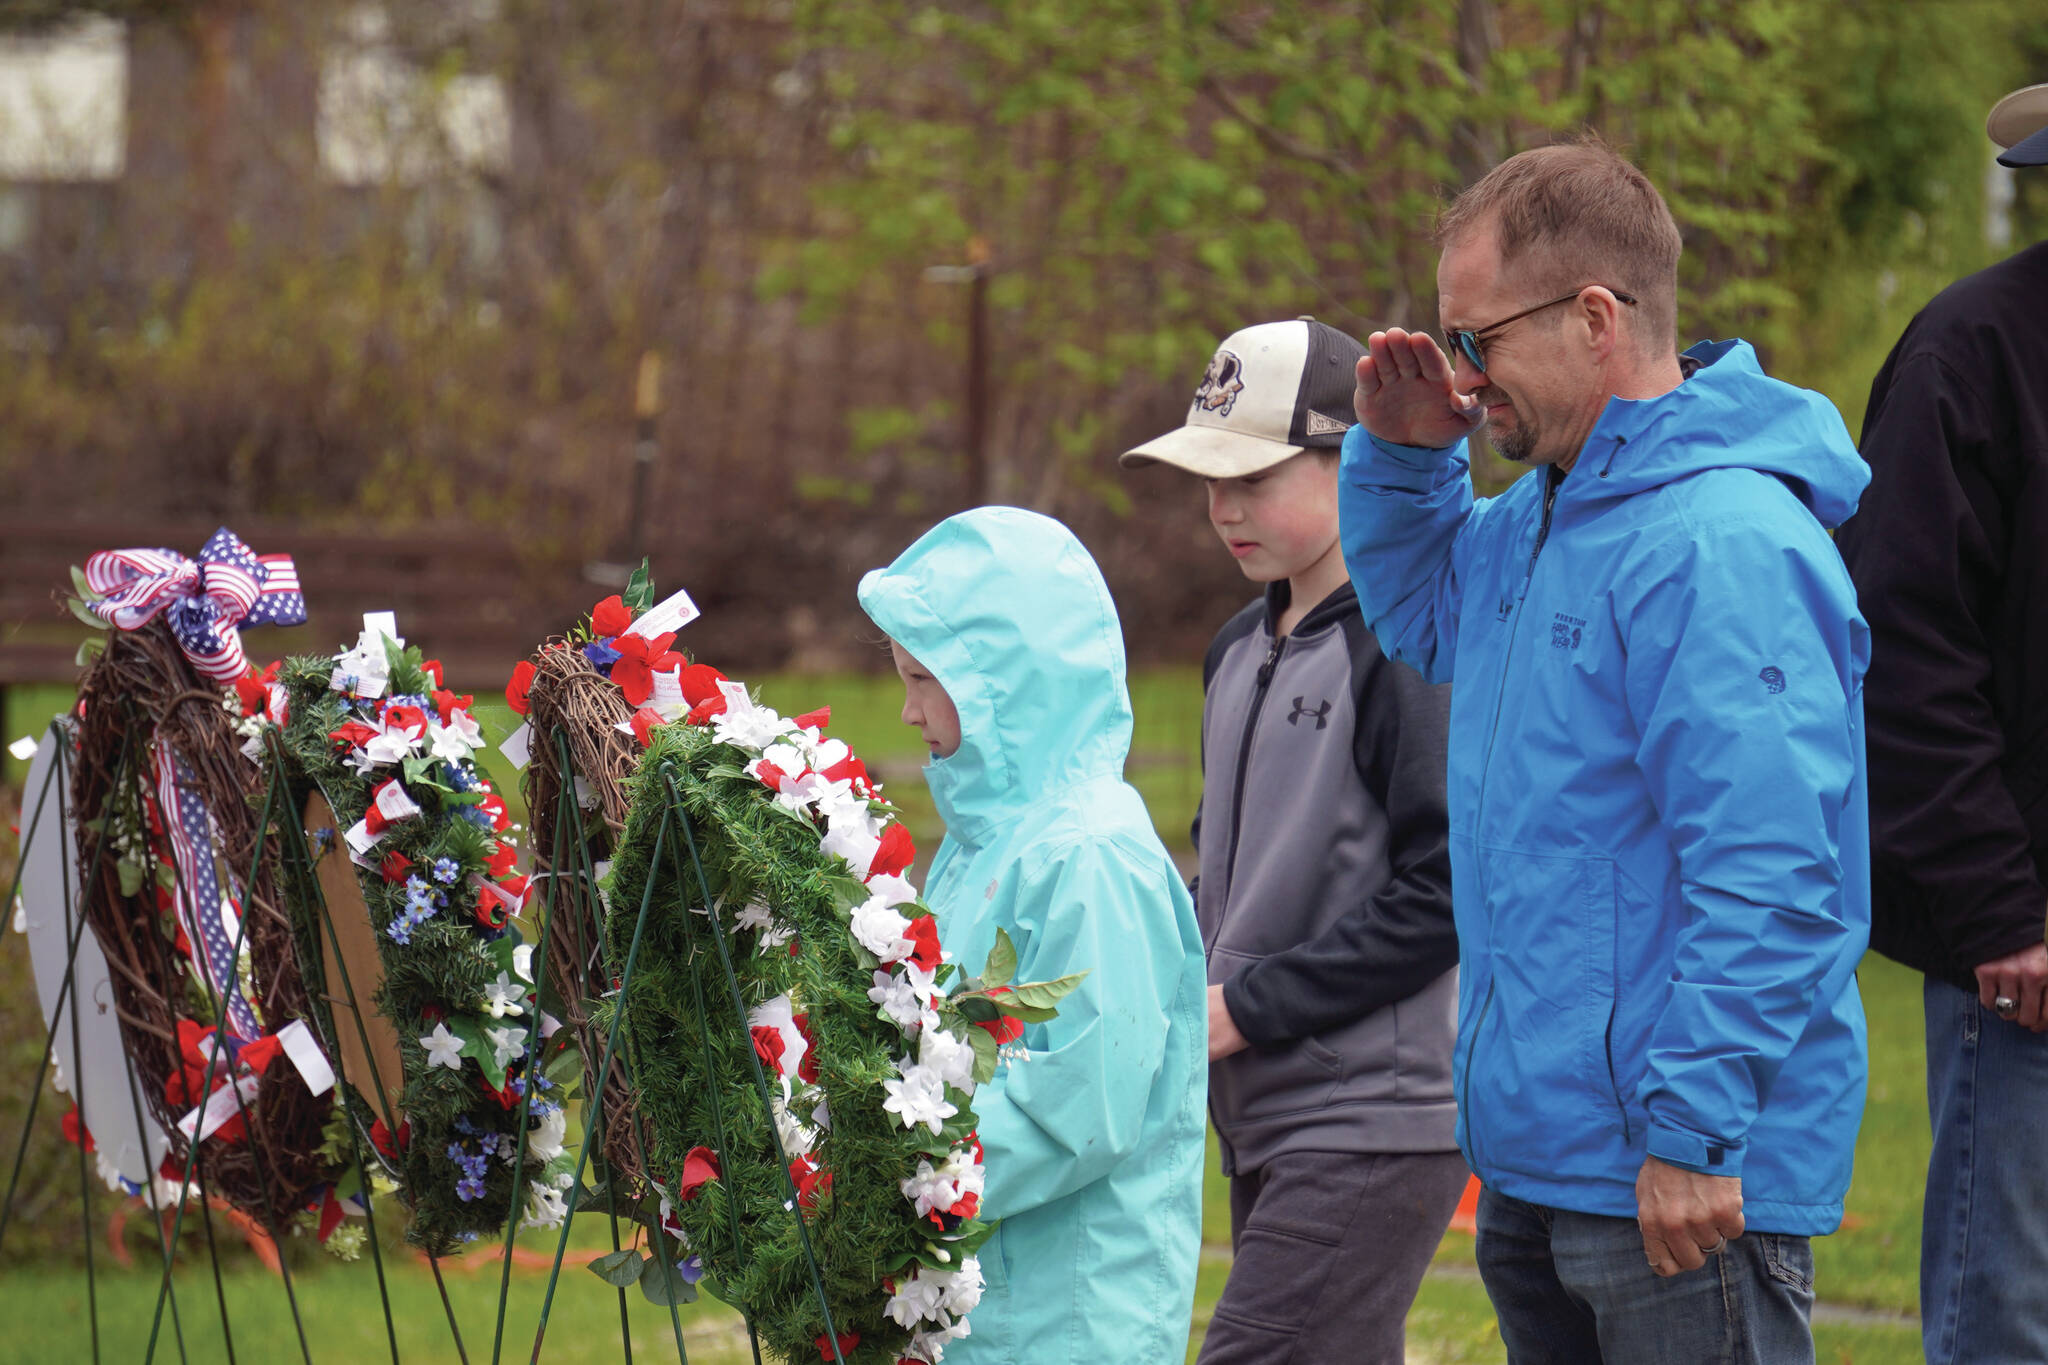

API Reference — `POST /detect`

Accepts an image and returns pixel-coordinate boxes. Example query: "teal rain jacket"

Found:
[1339,341,1871,1234]
[858,507,1208,1364]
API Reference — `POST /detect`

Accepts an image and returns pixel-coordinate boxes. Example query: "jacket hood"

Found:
[1576,340,1868,529]
[857,506,1132,842]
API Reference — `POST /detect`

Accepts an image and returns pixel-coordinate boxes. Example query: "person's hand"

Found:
[1974,939,2048,1031]
[1635,1156,1744,1277]
[1353,329,1485,451]
[1207,984,1248,1061]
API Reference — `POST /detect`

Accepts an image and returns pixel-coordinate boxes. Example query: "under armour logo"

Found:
[1288,697,1331,730]
[1760,666,1786,694]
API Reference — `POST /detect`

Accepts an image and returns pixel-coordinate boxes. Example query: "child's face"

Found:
[1204,452,1340,584]
[890,640,962,759]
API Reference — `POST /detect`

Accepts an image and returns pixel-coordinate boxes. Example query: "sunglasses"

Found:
[1446,287,1638,373]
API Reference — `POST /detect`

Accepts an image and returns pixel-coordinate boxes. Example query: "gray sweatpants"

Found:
[1197,1149,1470,1365]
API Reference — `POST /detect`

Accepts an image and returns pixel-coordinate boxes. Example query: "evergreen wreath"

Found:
[274,617,575,1253]
[598,682,1082,1365]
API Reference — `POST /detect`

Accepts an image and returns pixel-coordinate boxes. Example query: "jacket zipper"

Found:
[1206,634,1282,1177]
[1461,468,1562,1172]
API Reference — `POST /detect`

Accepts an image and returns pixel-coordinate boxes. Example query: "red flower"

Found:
[677,1146,720,1201]
[369,1117,409,1158]
[477,793,512,832]
[381,703,428,737]
[480,1073,522,1109]
[903,914,942,973]
[590,595,633,638]
[607,631,682,706]
[432,688,474,723]
[686,696,727,726]
[794,706,830,731]
[815,1333,859,1360]
[974,1012,1024,1045]
[821,754,871,794]
[631,707,664,749]
[420,659,445,688]
[752,759,792,792]
[948,1191,980,1220]
[678,663,728,707]
[329,720,379,753]
[233,669,269,717]
[379,851,413,884]
[790,1154,832,1212]
[474,897,509,931]
[751,1025,786,1073]
[792,1013,821,1084]
[487,841,519,878]
[869,823,915,880]
[506,661,537,715]
[61,1105,95,1153]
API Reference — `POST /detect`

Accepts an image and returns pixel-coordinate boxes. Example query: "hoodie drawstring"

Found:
[1599,434,1627,478]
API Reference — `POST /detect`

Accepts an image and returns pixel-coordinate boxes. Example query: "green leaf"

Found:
[1006,971,1088,1011]
[69,564,93,600]
[588,1248,646,1288]
[982,927,1017,988]
[969,1027,997,1085]
[66,596,110,630]
[955,995,1000,1023]
[639,1255,698,1307]
[74,635,105,667]
[117,858,144,898]
[624,558,656,615]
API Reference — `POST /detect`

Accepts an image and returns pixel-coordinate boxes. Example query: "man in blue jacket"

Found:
[1339,136,1871,1362]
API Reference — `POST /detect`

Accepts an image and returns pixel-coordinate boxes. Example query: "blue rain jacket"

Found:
[858,507,1208,1364]
[1338,341,1871,1234]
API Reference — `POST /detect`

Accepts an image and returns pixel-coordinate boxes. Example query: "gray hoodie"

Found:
[1196,580,1459,1174]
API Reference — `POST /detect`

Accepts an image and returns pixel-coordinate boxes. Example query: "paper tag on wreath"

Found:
[625,588,699,640]
[499,721,533,770]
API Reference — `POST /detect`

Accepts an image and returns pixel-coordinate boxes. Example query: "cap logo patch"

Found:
[1303,409,1351,437]
[1194,349,1245,417]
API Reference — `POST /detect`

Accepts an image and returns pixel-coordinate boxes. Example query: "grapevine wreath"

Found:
[63,532,356,1247]
[275,614,575,1253]
[598,675,1082,1364]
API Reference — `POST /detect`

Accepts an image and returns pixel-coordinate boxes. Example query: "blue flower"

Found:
[387,916,414,945]
[446,1143,467,1163]
[432,858,460,885]
[456,1175,485,1202]
[583,640,622,671]
[405,883,436,915]
[678,1254,704,1285]
[460,805,495,831]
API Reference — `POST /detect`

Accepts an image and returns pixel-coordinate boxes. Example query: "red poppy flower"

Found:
[379,851,413,884]
[329,720,379,753]
[474,897,509,931]
[506,661,537,715]
[974,1012,1024,1045]
[590,595,633,638]
[790,1154,832,1212]
[903,914,942,973]
[794,706,830,731]
[815,1333,859,1360]
[751,1024,786,1073]
[420,659,445,688]
[686,696,727,726]
[432,688,474,723]
[487,841,518,878]
[630,707,664,749]
[61,1106,94,1153]
[610,633,683,706]
[234,669,269,717]
[381,703,428,737]
[679,663,728,707]
[677,1146,720,1201]
[869,824,915,880]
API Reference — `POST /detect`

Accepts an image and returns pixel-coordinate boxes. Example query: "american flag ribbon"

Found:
[153,747,263,1041]
[85,528,307,683]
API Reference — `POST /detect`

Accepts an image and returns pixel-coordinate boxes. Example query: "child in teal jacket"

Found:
[859,506,1208,1365]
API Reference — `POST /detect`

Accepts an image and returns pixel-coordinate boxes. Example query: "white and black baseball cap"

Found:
[1120,317,1365,477]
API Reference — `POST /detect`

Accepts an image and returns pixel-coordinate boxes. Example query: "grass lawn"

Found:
[4,668,1929,1361]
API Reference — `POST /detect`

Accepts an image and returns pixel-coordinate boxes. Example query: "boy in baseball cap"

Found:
[1121,320,1466,1364]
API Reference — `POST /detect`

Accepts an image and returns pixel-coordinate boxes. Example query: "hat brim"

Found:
[1119,423,1306,477]
[1989,83,2048,151]
[1999,122,2048,168]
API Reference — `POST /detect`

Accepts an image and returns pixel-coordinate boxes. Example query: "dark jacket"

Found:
[1837,240,2048,992]
[1194,579,1458,1175]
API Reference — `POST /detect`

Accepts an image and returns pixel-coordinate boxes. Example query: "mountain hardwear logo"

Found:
[1551,612,1585,650]
[1194,349,1245,417]
[1760,666,1786,694]
[1288,697,1331,730]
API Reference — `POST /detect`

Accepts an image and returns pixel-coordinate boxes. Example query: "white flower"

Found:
[428,718,478,762]
[885,1271,948,1329]
[486,1023,529,1070]
[756,920,796,955]
[748,995,811,1083]
[818,820,882,878]
[909,1320,969,1362]
[521,1178,568,1229]
[869,969,924,1030]
[863,871,919,910]
[759,740,808,777]
[882,1058,957,1135]
[779,769,849,814]
[918,1019,978,1093]
[419,1023,464,1070]
[733,901,776,933]
[807,736,852,773]
[710,686,796,751]
[512,943,535,983]
[482,971,527,1019]
[933,1257,985,1318]
[899,1147,983,1219]
[330,631,391,700]
[529,1106,567,1163]
[850,898,914,963]
[362,723,421,766]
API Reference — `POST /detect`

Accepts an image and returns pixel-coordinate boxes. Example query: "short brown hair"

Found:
[1435,135,1682,355]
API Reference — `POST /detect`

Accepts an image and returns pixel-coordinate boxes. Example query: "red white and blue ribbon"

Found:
[85,528,306,684]
[153,748,263,1041]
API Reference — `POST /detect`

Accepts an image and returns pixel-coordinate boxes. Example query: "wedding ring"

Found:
[1995,996,2020,1019]
[1703,1236,1727,1255]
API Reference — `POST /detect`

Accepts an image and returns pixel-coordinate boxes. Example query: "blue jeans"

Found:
[1922,976,2048,1364]
[1474,1187,1815,1364]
